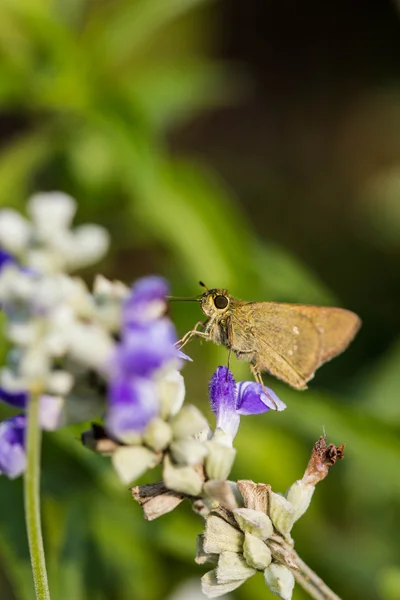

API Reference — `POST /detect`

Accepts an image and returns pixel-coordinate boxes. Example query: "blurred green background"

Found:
[0,0,400,599]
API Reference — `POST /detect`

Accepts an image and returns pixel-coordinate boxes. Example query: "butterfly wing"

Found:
[229,302,360,390]
[229,302,321,389]
[283,304,361,364]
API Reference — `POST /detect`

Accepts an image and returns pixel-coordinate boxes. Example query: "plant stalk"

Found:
[24,393,51,600]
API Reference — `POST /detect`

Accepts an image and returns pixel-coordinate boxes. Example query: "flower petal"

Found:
[209,367,240,439]
[0,386,28,408]
[0,210,31,254]
[123,276,169,326]
[0,415,26,478]
[28,192,77,230]
[38,395,65,431]
[116,319,178,378]
[68,225,110,269]
[107,377,159,440]
[236,381,285,414]
[0,249,16,271]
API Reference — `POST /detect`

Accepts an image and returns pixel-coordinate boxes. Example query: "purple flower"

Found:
[123,276,169,327]
[209,367,240,439]
[106,275,184,440]
[0,415,26,478]
[0,386,66,432]
[107,377,159,440]
[115,319,178,378]
[0,249,16,271]
[0,387,28,408]
[236,381,285,415]
[209,366,286,439]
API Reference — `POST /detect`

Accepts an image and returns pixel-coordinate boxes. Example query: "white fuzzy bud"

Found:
[47,370,74,396]
[162,453,203,496]
[170,438,208,466]
[201,569,246,598]
[112,446,158,485]
[195,535,218,566]
[264,564,295,600]
[285,480,315,523]
[169,405,208,439]
[269,492,296,536]
[233,508,273,540]
[243,532,272,570]
[158,370,186,420]
[143,418,172,452]
[205,430,236,481]
[203,514,244,554]
[217,551,256,583]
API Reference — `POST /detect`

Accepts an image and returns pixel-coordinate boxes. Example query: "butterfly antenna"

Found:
[199,281,209,291]
[167,295,201,302]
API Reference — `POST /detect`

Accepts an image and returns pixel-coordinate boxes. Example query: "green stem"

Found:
[24,393,51,600]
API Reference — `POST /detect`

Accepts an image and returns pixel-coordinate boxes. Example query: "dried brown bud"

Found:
[302,436,345,486]
[237,480,270,512]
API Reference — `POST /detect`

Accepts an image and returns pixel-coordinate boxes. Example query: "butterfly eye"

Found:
[214,295,228,309]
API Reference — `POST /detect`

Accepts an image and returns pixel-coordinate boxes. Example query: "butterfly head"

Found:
[200,288,231,318]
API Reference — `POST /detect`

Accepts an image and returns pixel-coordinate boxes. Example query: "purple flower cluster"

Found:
[0,251,27,478]
[106,276,183,441]
[209,366,286,440]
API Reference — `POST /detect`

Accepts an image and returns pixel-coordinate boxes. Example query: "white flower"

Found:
[0,209,31,254]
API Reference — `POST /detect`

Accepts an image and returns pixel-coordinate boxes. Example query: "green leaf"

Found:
[83,0,211,65]
[124,60,235,131]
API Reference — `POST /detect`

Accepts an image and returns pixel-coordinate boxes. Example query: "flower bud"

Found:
[170,438,208,466]
[285,480,315,522]
[201,569,246,598]
[203,514,244,554]
[112,446,158,484]
[169,405,208,439]
[243,532,272,570]
[195,534,218,566]
[47,370,74,396]
[143,418,172,451]
[162,453,203,496]
[269,492,295,535]
[264,563,295,600]
[217,551,256,583]
[233,508,273,540]
[158,369,186,420]
[204,441,236,481]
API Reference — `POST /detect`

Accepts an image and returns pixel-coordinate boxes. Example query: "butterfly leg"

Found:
[250,364,278,410]
[176,321,208,349]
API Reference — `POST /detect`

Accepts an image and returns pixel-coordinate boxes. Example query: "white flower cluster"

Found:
[197,478,315,599]
[0,192,109,273]
[0,192,124,428]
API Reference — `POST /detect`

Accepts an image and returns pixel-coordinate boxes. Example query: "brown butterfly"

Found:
[174,283,361,390]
